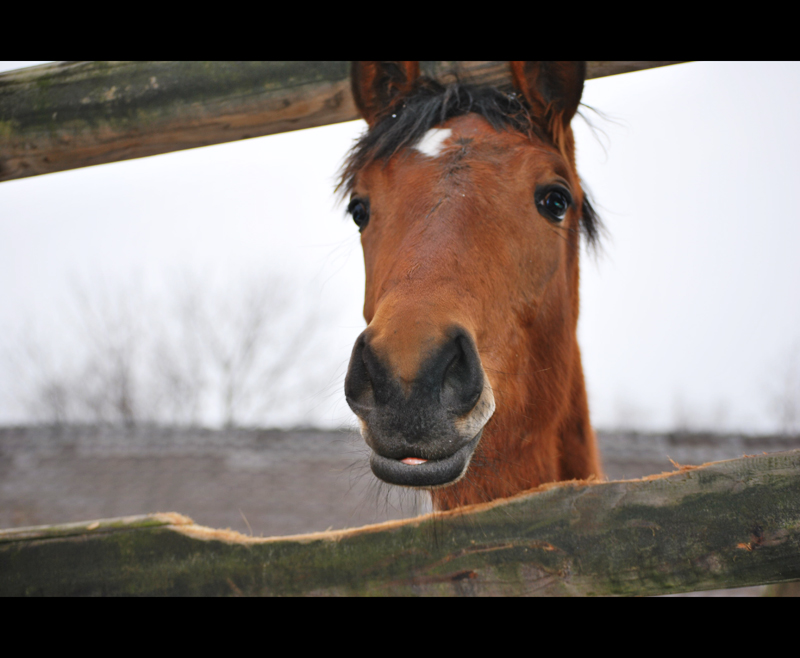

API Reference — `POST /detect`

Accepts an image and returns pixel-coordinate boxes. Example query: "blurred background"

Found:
[1,62,799,555]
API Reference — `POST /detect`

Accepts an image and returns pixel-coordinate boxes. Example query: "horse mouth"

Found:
[368,431,483,489]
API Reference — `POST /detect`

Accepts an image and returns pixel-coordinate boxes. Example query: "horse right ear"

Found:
[509,61,586,143]
[351,62,420,127]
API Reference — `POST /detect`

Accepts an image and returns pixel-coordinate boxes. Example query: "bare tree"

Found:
[167,271,324,428]
[67,280,147,426]
[147,333,205,426]
[6,268,330,428]
[5,324,79,426]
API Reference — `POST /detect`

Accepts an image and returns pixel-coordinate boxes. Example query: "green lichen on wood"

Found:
[0,61,688,182]
[1,450,798,596]
[0,512,184,545]
[0,62,351,136]
[0,119,16,138]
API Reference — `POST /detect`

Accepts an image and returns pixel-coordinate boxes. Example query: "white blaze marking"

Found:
[415,128,452,158]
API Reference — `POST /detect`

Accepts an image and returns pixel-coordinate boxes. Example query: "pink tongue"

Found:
[401,457,428,465]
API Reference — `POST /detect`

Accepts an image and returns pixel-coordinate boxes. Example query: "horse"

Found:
[341,61,602,511]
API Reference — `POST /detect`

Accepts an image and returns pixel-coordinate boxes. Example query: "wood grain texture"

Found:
[1,448,797,596]
[0,61,687,182]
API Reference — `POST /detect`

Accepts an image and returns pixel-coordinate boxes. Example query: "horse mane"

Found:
[338,78,602,249]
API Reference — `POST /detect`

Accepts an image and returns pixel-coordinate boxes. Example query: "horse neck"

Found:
[431,337,601,511]
[555,342,602,482]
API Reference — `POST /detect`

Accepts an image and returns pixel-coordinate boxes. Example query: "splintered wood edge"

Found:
[171,450,792,545]
[1,449,794,547]
[0,511,194,543]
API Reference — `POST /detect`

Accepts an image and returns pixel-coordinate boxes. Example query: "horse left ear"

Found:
[351,61,421,127]
[510,61,585,137]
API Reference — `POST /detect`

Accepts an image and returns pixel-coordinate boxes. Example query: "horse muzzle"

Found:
[345,327,495,488]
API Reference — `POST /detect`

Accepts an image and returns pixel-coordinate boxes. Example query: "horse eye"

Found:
[348,199,370,231]
[535,187,572,223]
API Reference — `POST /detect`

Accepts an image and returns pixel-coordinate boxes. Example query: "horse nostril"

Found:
[345,333,375,417]
[347,328,483,423]
[346,332,401,416]
[440,333,483,416]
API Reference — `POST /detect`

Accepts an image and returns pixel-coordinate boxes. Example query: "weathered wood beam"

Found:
[0,61,687,182]
[1,448,797,596]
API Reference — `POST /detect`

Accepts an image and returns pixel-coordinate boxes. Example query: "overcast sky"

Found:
[1,61,799,433]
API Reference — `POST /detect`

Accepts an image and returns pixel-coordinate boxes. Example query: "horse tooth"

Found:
[401,457,428,465]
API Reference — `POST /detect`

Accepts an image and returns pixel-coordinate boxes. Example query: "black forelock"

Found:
[337,78,602,249]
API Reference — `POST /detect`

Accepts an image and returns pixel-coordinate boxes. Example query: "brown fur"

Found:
[348,62,602,510]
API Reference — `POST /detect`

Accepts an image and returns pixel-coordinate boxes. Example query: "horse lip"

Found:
[369,430,482,489]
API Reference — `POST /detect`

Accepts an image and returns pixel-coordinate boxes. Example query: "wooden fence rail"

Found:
[2,448,798,596]
[0,61,686,182]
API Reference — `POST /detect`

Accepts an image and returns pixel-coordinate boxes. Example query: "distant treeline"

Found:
[6,271,331,428]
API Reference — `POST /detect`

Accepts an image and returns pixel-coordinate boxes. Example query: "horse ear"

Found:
[509,61,585,136]
[351,61,421,127]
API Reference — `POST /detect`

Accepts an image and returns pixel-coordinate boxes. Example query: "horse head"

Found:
[341,61,602,509]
